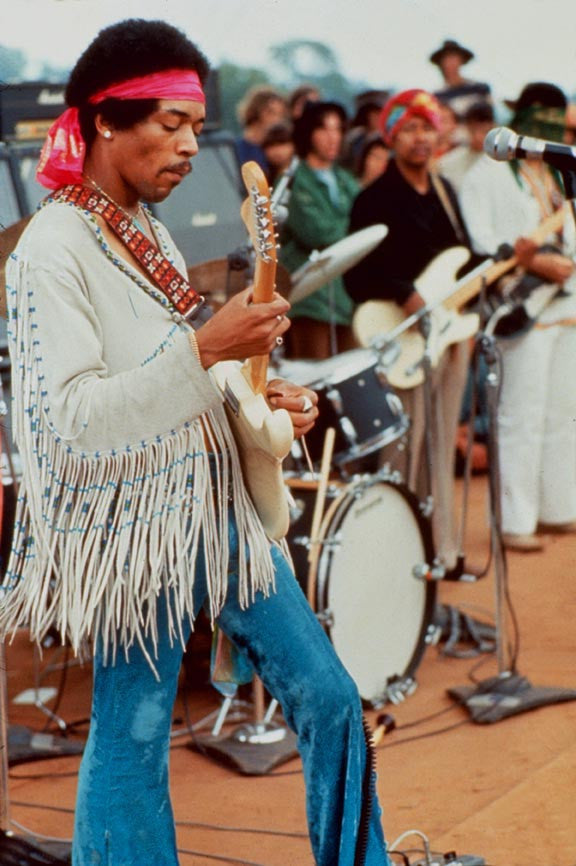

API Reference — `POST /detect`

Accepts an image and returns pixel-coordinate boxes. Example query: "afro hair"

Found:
[65,19,210,151]
[65,18,210,106]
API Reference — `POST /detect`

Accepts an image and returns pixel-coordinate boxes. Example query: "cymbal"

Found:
[289,223,388,304]
[0,216,32,317]
[187,257,292,309]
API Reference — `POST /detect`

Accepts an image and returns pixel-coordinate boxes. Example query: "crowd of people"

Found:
[1,19,575,865]
[230,38,576,561]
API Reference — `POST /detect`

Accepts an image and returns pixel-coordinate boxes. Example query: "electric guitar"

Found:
[212,162,293,540]
[352,206,567,389]
[353,247,480,389]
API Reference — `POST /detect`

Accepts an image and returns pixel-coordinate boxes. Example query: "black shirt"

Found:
[345,158,472,306]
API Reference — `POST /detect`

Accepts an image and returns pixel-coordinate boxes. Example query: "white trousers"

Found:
[497,323,576,534]
[390,341,471,569]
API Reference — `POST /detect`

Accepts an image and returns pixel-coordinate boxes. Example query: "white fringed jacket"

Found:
[0,199,276,662]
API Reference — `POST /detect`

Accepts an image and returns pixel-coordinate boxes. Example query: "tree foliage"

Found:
[270,39,340,80]
[219,39,372,132]
[0,45,27,84]
[218,62,273,135]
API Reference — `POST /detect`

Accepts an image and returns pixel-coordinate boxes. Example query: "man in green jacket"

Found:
[280,101,359,359]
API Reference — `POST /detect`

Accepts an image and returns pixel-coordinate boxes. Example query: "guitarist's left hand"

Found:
[266,379,319,438]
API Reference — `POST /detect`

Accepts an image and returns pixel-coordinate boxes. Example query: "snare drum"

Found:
[281,349,408,468]
[286,474,436,705]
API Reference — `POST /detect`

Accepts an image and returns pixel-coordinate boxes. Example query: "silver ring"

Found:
[301,395,314,413]
[275,336,284,346]
[276,314,283,322]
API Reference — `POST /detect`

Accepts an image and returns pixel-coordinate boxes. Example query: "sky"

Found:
[1,0,575,106]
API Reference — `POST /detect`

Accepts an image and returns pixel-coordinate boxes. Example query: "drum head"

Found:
[316,480,435,705]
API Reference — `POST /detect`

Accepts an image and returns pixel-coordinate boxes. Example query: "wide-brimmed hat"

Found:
[429,39,474,66]
[504,81,567,112]
[506,82,567,142]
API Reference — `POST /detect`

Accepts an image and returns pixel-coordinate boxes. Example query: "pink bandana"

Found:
[37,69,206,190]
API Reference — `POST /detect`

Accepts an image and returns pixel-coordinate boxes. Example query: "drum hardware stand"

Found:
[190,674,298,775]
[447,277,576,722]
[418,310,438,527]
[374,675,418,709]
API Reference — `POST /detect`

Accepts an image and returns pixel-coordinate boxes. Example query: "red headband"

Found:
[37,69,206,190]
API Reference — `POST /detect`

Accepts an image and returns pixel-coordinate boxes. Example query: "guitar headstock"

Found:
[241,161,278,268]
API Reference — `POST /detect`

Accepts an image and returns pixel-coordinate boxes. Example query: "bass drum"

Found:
[286,475,436,706]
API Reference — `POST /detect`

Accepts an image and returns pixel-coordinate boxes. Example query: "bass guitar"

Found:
[212,162,293,540]
[353,206,567,389]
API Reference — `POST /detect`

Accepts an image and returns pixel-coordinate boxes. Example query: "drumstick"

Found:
[306,427,335,608]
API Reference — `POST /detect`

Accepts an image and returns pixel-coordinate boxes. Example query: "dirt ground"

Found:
[3,474,576,866]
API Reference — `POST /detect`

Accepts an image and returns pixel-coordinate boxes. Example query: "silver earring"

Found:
[103,130,112,139]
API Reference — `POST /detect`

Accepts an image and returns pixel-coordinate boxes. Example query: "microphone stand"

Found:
[559,169,576,230]
[417,311,437,527]
[447,275,576,722]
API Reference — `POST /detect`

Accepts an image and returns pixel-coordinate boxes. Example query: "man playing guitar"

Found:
[460,82,576,552]
[345,89,480,578]
[0,19,391,866]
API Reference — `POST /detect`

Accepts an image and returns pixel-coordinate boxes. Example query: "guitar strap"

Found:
[429,172,468,246]
[52,184,210,323]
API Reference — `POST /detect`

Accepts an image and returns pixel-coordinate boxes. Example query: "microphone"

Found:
[484,126,576,173]
[270,156,299,225]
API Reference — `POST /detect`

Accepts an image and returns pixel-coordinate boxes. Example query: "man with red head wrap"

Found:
[0,19,391,866]
[346,88,481,578]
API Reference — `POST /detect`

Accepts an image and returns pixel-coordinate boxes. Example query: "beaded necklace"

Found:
[83,173,153,239]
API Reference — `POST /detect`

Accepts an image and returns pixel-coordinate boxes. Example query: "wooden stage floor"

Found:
[3,475,576,865]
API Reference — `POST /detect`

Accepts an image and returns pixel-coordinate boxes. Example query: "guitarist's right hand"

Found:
[193,288,291,368]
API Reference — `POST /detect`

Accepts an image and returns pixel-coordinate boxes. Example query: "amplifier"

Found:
[0,69,221,141]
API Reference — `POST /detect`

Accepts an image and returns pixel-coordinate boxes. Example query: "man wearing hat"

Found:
[345,89,480,578]
[460,82,576,552]
[430,39,492,143]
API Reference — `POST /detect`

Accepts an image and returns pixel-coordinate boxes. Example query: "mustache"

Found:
[163,161,192,176]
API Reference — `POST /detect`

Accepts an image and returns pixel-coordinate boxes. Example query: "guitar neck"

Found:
[444,205,566,311]
[241,166,278,394]
[248,242,277,394]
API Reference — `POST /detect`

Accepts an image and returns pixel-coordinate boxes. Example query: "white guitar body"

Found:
[353,247,479,389]
[210,162,297,539]
[212,361,294,540]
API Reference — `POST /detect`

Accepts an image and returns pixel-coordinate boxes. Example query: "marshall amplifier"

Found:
[0,81,65,141]
[0,69,220,141]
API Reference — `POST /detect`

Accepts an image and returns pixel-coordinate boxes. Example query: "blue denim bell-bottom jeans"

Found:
[73,513,391,865]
